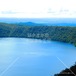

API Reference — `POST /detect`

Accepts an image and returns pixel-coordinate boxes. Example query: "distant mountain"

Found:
[0,18,76,26]
[18,22,39,26]
[16,22,47,26]
[16,22,76,27]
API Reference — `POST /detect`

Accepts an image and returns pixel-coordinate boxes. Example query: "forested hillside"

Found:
[0,22,76,46]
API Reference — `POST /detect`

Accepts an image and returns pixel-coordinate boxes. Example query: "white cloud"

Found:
[0,0,76,18]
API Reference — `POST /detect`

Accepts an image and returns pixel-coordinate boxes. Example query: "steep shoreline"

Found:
[55,63,76,76]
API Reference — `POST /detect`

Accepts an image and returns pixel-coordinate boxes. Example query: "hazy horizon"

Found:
[0,18,76,24]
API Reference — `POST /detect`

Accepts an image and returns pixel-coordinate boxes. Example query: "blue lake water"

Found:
[0,38,76,76]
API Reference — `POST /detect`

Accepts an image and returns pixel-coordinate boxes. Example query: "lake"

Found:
[0,38,76,76]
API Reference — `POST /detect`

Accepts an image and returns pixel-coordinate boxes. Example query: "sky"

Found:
[0,0,76,18]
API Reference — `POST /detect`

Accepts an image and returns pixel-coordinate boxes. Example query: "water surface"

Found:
[0,38,76,76]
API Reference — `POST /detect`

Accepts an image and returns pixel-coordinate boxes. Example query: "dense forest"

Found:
[54,63,76,76]
[0,22,76,46]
